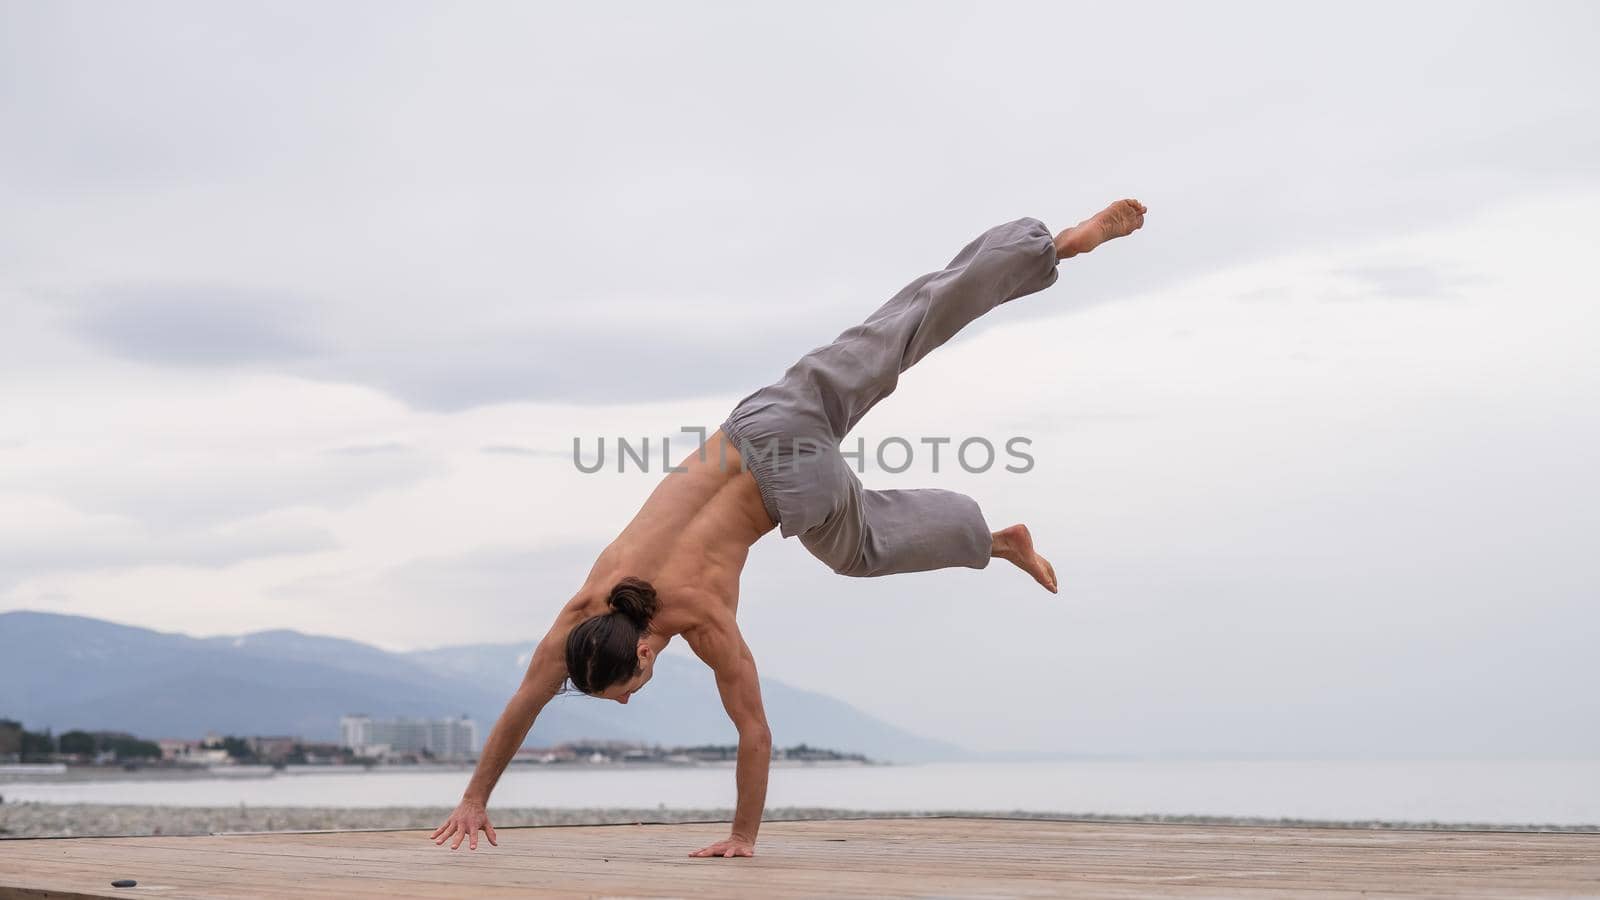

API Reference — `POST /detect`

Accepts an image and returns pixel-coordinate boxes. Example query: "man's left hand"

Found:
[689,835,756,858]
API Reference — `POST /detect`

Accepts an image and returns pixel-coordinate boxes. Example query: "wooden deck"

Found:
[2,817,1596,898]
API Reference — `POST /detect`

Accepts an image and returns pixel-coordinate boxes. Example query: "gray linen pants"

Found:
[720,217,1061,577]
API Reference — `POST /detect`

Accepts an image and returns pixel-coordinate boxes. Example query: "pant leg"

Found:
[722,216,1058,557]
[724,216,1060,452]
[800,471,994,577]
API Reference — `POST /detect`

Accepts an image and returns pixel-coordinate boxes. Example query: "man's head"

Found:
[565,576,659,703]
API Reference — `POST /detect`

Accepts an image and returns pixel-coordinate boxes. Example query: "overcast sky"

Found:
[2,1,1597,757]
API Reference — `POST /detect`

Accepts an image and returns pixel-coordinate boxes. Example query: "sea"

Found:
[4,759,1598,826]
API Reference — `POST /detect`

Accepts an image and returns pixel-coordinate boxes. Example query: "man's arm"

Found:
[430,633,567,850]
[685,617,772,858]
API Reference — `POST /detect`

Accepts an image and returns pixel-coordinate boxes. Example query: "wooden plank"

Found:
[2,818,1597,899]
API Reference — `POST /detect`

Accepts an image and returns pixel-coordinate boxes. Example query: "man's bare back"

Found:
[430,198,1148,858]
[579,429,773,646]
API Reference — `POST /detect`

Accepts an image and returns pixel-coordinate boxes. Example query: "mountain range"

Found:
[0,610,961,762]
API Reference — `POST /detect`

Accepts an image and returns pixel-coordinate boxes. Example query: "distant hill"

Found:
[0,611,962,762]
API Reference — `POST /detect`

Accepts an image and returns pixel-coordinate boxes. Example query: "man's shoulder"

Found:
[533,596,596,655]
[679,609,743,664]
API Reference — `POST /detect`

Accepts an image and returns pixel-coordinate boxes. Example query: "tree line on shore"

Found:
[0,719,160,763]
[3,719,872,767]
[0,719,334,766]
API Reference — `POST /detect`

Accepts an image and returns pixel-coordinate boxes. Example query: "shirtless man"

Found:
[430,199,1148,858]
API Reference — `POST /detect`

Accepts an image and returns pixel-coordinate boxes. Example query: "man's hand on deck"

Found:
[431,799,498,850]
[689,835,756,858]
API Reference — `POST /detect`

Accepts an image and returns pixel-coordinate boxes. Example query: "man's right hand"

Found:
[433,633,564,852]
[431,799,498,850]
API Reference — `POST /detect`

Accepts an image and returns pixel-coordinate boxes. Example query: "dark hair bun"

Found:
[607,577,658,629]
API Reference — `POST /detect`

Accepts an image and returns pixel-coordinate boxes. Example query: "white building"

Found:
[339,714,477,760]
[158,738,231,765]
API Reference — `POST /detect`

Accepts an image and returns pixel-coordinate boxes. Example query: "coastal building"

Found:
[512,746,578,764]
[0,720,21,762]
[247,735,300,760]
[157,739,229,765]
[339,714,477,760]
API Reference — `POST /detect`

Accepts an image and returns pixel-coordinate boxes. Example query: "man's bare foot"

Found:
[1054,198,1147,259]
[991,524,1058,593]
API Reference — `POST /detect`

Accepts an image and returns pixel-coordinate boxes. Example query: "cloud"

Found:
[261,543,605,648]
[71,284,322,367]
[325,442,411,456]
[1331,264,1482,300]
[380,544,598,607]
[41,451,437,529]
[58,288,817,411]
[479,444,567,458]
[324,323,809,412]
[10,3,1595,414]
[0,509,338,590]
[3,374,440,531]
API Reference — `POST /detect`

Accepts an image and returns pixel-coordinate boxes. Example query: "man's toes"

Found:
[1031,556,1053,589]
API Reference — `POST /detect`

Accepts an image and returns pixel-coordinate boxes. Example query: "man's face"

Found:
[593,642,654,705]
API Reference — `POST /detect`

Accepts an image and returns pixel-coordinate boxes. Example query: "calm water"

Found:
[5,760,1598,825]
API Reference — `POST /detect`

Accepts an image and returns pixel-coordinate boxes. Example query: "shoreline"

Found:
[2,803,1595,839]
[0,759,872,785]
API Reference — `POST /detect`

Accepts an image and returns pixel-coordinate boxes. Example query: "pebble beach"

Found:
[4,803,1596,839]
[0,804,906,838]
